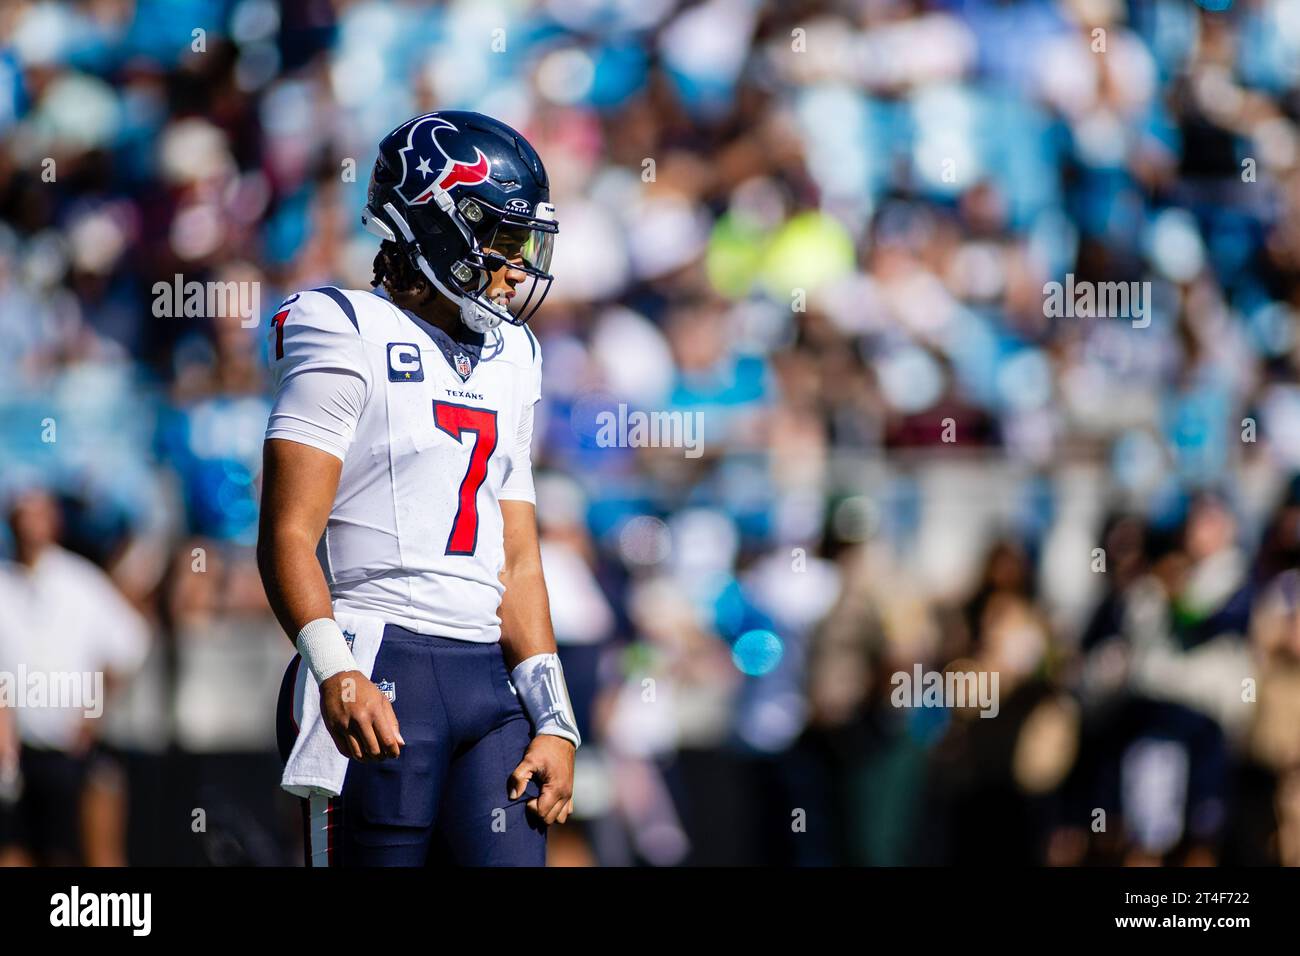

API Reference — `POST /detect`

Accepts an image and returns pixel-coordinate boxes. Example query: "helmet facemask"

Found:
[426,197,556,332]
[365,173,556,333]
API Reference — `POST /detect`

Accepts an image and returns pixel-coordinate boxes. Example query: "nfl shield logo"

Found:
[342,630,356,650]
[376,679,396,703]
[454,351,472,379]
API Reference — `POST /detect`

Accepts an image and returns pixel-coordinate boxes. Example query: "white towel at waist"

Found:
[281,611,386,798]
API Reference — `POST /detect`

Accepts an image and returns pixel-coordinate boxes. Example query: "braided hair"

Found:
[371,240,435,307]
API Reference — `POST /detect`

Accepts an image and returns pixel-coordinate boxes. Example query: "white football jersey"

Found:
[264,286,541,642]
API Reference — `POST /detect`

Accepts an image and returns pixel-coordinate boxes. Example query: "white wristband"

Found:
[295,618,359,684]
[510,652,581,749]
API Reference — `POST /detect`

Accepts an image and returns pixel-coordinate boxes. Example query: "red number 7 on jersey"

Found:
[434,401,498,556]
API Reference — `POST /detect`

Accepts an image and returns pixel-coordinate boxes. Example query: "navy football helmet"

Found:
[362,111,557,333]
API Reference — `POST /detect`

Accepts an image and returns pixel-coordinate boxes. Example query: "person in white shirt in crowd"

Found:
[0,487,149,866]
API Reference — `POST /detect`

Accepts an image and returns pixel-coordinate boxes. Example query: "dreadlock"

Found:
[371,240,435,307]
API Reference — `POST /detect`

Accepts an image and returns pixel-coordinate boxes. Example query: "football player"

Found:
[259,111,578,866]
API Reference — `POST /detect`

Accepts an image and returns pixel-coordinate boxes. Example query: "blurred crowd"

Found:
[2,0,1300,865]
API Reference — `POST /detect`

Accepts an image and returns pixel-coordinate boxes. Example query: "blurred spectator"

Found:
[1,0,1299,865]
[0,487,148,865]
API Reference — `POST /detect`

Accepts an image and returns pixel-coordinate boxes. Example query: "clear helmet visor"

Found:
[481,221,555,275]
[464,220,557,325]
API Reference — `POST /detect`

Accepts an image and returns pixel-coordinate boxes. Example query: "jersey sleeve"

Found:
[265,289,373,461]
[525,325,542,406]
[499,329,541,503]
[499,399,536,503]
[266,369,368,461]
[268,289,371,389]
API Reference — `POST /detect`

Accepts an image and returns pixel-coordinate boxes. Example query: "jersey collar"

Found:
[372,289,485,381]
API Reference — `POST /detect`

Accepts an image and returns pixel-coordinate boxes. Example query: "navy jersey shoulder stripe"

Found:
[311,286,360,333]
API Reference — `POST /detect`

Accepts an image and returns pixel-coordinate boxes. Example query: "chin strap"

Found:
[423,255,501,332]
[376,200,508,332]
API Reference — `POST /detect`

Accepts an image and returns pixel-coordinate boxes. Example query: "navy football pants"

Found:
[277,626,546,866]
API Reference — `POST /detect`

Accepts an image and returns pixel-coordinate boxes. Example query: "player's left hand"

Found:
[508,734,575,825]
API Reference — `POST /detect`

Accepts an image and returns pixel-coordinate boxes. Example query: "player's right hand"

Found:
[320,671,404,761]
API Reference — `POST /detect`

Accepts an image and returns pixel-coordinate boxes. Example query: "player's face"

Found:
[481,227,530,310]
